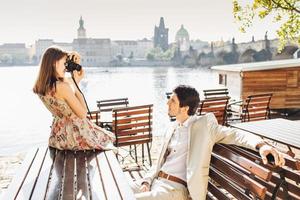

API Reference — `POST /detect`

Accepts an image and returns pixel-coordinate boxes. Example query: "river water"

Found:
[0,66,220,155]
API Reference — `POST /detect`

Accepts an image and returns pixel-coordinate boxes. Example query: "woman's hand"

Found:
[73,68,85,83]
[68,51,84,83]
[69,51,81,64]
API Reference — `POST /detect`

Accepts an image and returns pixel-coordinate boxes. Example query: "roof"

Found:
[211,58,300,72]
[175,25,189,39]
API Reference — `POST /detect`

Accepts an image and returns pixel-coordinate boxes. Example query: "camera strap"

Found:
[71,73,92,119]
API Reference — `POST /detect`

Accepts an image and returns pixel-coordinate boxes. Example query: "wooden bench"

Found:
[1,146,135,200]
[208,143,300,200]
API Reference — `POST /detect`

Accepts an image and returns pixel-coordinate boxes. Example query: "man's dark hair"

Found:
[173,85,200,116]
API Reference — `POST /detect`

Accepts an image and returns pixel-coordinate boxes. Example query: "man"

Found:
[130,85,285,200]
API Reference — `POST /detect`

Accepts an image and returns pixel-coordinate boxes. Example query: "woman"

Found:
[33,46,115,150]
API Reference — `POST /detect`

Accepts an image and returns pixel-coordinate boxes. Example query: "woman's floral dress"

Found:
[39,91,115,150]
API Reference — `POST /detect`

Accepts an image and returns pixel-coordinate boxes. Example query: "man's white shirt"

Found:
[160,116,193,182]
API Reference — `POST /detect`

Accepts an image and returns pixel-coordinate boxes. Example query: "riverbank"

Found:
[0,153,26,195]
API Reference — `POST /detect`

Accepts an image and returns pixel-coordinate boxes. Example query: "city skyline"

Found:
[0,0,281,46]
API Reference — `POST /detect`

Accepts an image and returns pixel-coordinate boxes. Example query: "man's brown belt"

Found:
[158,171,187,187]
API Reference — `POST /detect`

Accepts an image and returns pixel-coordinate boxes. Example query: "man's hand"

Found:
[258,144,285,167]
[140,182,150,192]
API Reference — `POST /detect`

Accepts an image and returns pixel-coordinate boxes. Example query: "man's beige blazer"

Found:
[143,113,263,200]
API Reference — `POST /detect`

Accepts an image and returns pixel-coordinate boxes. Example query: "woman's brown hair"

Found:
[33,46,68,96]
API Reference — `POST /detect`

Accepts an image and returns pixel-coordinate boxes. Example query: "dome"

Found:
[175,25,189,41]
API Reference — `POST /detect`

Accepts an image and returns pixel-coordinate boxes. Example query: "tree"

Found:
[146,53,155,61]
[233,0,300,51]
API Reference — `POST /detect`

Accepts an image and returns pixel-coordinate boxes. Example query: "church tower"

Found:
[154,17,169,51]
[77,16,86,39]
[175,25,190,52]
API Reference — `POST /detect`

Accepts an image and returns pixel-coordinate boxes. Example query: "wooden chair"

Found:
[112,104,153,167]
[197,97,230,125]
[208,143,300,200]
[227,93,273,124]
[96,98,129,129]
[203,88,229,99]
[242,93,272,122]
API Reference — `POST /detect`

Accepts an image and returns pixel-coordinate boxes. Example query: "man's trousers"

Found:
[129,177,189,200]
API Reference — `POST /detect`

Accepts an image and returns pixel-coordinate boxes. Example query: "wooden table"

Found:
[230,118,300,150]
[2,146,135,200]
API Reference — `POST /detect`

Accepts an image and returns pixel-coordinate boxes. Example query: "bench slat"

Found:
[61,151,75,200]
[96,152,122,200]
[16,146,48,200]
[88,151,106,200]
[209,167,251,200]
[216,145,300,199]
[105,151,136,200]
[213,144,272,181]
[30,147,56,199]
[76,151,90,200]
[226,145,300,193]
[207,181,231,200]
[211,154,267,199]
[45,150,65,200]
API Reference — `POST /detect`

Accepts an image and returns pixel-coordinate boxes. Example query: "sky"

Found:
[0,0,281,46]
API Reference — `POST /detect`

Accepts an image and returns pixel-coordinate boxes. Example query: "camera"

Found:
[65,55,82,72]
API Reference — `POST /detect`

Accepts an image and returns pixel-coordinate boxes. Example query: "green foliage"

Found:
[233,0,300,51]
[146,53,155,61]
[146,47,175,61]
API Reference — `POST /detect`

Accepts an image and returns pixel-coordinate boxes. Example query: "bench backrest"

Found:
[198,97,230,125]
[112,104,153,147]
[224,145,300,199]
[208,144,300,200]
